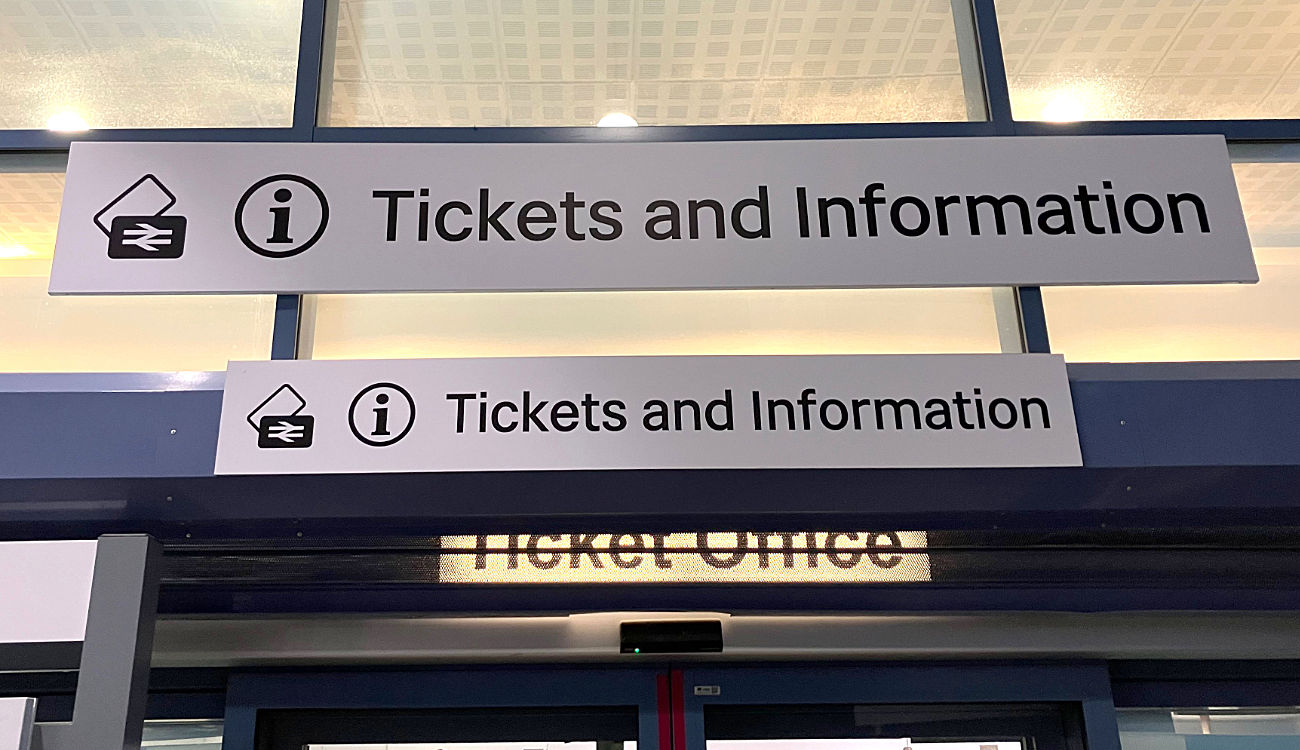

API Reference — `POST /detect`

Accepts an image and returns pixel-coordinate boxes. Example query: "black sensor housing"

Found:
[620,620,724,654]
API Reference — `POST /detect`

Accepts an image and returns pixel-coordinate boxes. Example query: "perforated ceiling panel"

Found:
[0,0,302,129]
[1235,162,1300,249]
[324,0,978,126]
[995,0,1300,121]
[0,171,62,262]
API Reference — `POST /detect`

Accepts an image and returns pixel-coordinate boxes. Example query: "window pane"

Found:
[995,0,1300,121]
[706,703,1077,750]
[0,166,274,372]
[305,289,1006,360]
[1042,161,1300,362]
[0,1,303,130]
[264,706,637,749]
[1119,708,1300,750]
[142,719,223,749]
[323,0,984,127]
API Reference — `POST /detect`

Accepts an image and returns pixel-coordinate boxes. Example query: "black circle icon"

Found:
[348,382,416,447]
[235,174,329,258]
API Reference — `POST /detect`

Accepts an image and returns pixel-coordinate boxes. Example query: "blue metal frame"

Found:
[221,667,663,750]
[0,129,299,149]
[680,664,1119,750]
[219,665,1121,750]
[270,295,302,360]
[269,0,330,358]
[314,121,1007,143]
[1016,287,1052,353]
[1014,120,1300,139]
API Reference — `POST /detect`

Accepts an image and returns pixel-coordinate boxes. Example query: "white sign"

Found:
[0,699,35,750]
[0,541,97,644]
[52,136,1255,294]
[215,354,1081,475]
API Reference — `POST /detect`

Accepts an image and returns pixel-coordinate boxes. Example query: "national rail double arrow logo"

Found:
[95,174,188,259]
[247,384,315,449]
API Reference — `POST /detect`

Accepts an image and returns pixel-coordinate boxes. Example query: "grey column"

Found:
[35,534,161,750]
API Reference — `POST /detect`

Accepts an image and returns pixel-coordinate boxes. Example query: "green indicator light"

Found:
[634,648,641,654]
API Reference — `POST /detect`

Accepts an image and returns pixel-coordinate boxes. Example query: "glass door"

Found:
[704,703,1080,750]
[222,668,661,750]
[679,666,1116,750]
[260,705,640,750]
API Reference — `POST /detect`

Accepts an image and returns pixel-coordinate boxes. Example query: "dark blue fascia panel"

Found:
[158,582,1300,616]
[1110,660,1300,707]
[5,466,1300,543]
[1070,362,1300,467]
[0,388,220,478]
[3,362,1300,535]
[4,362,1300,478]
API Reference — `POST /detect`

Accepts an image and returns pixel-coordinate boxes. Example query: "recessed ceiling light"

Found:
[596,112,638,128]
[46,110,90,133]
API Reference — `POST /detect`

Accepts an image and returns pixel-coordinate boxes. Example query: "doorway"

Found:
[227,665,1116,750]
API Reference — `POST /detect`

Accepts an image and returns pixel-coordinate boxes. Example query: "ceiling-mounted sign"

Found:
[52,135,1254,294]
[214,354,1081,475]
[436,532,932,584]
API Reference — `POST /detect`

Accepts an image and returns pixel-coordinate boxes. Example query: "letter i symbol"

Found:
[268,188,294,244]
[372,393,391,436]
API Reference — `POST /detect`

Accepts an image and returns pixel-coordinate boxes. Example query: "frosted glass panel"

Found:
[0,169,274,372]
[1119,708,1300,750]
[324,0,982,126]
[306,288,1004,360]
[0,0,303,129]
[995,0,1300,121]
[141,719,223,749]
[1043,162,1300,362]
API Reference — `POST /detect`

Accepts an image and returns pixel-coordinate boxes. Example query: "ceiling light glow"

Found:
[46,110,90,133]
[0,244,34,259]
[1039,93,1087,123]
[596,112,638,128]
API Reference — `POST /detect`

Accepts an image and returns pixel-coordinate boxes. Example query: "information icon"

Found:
[234,174,329,258]
[349,382,415,447]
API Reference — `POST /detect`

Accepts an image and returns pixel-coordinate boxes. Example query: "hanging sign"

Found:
[214,354,1081,475]
[435,532,933,584]
[51,135,1254,294]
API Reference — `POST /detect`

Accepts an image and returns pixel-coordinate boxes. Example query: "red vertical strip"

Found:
[671,669,687,750]
[657,673,674,750]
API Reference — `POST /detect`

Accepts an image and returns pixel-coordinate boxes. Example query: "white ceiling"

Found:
[324,0,1300,126]
[2,0,1296,128]
[997,0,1300,120]
[324,0,975,126]
[0,171,62,259]
[0,0,301,129]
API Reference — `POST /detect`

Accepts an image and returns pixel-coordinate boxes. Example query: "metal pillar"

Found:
[34,535,161,750]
